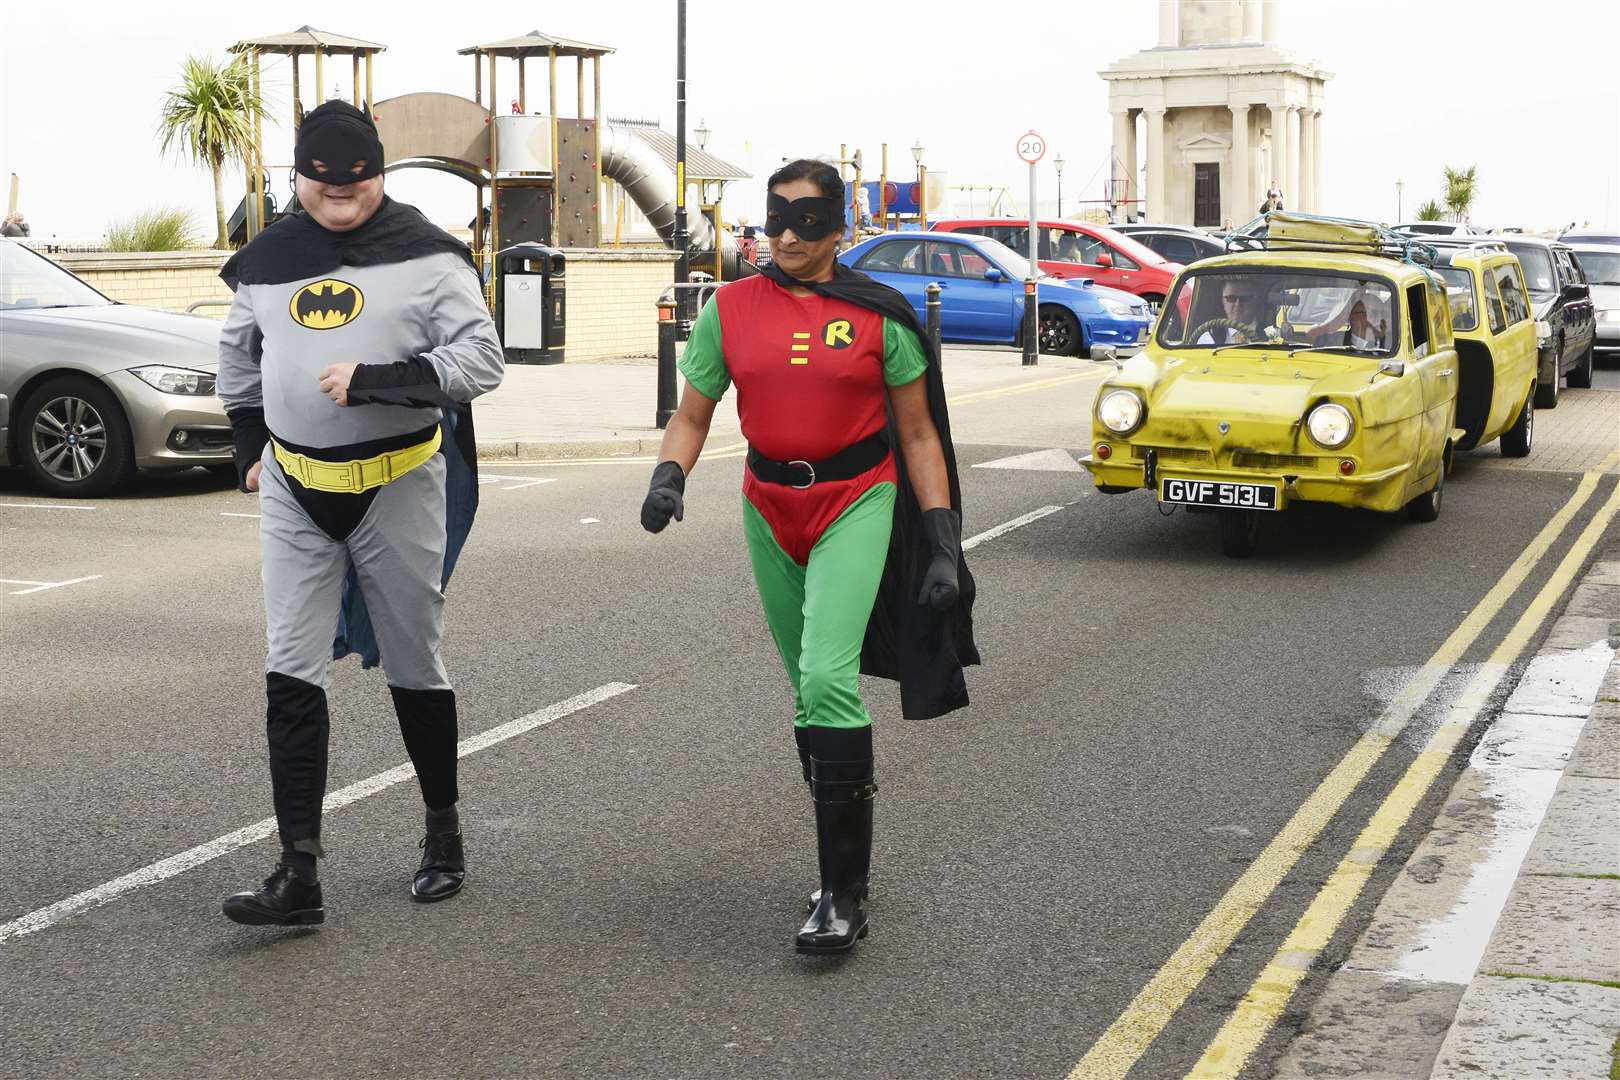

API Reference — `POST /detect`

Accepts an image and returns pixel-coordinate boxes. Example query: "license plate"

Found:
[1159,477,1279,510]
[1137,326,1148,342]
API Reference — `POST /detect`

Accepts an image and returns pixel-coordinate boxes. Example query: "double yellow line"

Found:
[1069,449,1620,1080]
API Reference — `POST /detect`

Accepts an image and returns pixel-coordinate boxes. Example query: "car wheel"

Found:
[1533,345,1560,409]
[17,375,136,498]
[1037,306,1082,356]
[1405,462,1444,522]
[1500,386,1533,458]
[1218,509,1261,558]
[1567,341,1594,389]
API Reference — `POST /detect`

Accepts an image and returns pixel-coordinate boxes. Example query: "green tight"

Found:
[742,483,896,730]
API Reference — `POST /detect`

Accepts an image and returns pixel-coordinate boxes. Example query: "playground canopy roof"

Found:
[458,31,615,60]
[230,26,386,56]
[612,119,751,182]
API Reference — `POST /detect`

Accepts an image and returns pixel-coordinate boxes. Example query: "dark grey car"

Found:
[1111,224,1226,264]
[0,240,232,496]
[1501,236,1598,407]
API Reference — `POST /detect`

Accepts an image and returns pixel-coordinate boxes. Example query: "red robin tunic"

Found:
[681,275,927,564]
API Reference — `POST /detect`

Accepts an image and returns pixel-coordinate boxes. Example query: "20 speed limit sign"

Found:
[1016,131,1046,164]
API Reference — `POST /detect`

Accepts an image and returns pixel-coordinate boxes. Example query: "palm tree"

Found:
[1442,165,1479,224]
[1415,199,1444,221]
[157,55,265,249]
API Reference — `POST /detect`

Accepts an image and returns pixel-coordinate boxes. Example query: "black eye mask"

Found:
[295,100,385,186]
[763,192,843,241]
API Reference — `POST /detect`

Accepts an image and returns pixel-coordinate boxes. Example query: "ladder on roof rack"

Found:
[1227,211,1441,267]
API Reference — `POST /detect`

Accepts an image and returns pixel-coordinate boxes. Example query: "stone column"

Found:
[1242,0,1263,41]
[1263,0,1281,44]
[1268,102,1291,212]
[1146,108,1167,222]
[1123,111,1139,218]
[1284,107,1300,212]
[1312,109,1324,214]
[1158,0,1177,47]
[1112,110,1134,220]
[1298,109,1315,212]
[1229,103,1251,223]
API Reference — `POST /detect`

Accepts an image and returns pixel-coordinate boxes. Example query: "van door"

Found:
[1406,282,1453,484]
[1488,262,1538,430]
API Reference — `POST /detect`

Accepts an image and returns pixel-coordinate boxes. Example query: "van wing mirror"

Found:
[1377,360,1406,378]
[1090,344,1120,365]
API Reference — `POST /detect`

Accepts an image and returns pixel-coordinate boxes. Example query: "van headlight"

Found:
[130,366,217,395]
[1098,389,1146,434]
[1535,319,1551,345]
[1306,402,1355,449]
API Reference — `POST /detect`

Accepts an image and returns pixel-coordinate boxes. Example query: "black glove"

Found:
[641,460,687,533]
[917,507,962,610]
[346,357,458,408]
[225,406,270,493]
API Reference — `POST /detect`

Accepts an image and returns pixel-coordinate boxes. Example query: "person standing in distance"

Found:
[216,101,505,926]
[640,158,979,954]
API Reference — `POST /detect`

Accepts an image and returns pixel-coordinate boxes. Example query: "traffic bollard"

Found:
[656,299,678,429]
[925,282,942,357]
[1022,277,1039,366]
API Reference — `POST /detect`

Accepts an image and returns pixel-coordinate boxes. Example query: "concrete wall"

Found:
[561,248,679,362]
[46,245,680,362]
[50,250,235,316]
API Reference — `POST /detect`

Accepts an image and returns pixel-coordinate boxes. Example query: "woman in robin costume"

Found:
[641,158,977,954]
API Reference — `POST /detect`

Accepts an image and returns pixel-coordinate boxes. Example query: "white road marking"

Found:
[963,505,1064,550]
[2,575,103,595]
[220,512,261,519]
[0,502,96,511]
[479,475,557,491]
[580,517,600,524]
[0,681,636,945]
[972,448,1085,472]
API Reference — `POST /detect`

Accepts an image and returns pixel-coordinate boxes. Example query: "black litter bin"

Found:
[495,243,566,364]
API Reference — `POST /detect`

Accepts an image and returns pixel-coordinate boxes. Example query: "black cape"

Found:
[220,198,483,669]
[761,262,981,720]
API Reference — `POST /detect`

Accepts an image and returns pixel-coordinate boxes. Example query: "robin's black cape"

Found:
[762,262,980,720]
[221,197,483,670]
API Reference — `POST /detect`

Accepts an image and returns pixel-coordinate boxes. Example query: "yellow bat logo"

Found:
[290,279,364,330]
[822,319,854,348]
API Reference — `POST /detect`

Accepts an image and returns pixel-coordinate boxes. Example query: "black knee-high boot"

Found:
[796,725,876,954]
[390,686,465,901]
[222,672,328,925]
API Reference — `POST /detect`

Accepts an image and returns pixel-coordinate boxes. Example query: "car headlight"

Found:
[1535,318,1551,344]
[1098,298,1134,317]
[130,365,217,395]
[1098,389,1145,435]
[1306,402,1355,449]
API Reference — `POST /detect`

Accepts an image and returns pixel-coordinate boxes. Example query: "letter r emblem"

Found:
[822,319,854,348]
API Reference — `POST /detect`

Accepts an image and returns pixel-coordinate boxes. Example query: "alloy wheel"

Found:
[31,394,109,483]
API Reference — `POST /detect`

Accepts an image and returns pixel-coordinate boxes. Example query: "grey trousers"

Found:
[258,448,450,691]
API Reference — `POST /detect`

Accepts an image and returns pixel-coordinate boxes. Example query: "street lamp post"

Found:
[911,138,926,229]
[1054,152,1065,218]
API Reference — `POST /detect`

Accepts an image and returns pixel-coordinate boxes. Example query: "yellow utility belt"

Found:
[272,426,442,494]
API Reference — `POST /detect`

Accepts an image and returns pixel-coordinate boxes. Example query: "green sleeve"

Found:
[677,297,729,401]
[882,317,930,387]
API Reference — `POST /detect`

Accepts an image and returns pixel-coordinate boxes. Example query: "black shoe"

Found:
[223,862,324,926]
[412,832,465,902]
[794,727,876,955]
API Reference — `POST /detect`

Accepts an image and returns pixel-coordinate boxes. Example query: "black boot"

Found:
[796,726,876,955]
[793,725,823,912]
[413,831,466,902]
[391,686,466,901]
[223,855,324,926]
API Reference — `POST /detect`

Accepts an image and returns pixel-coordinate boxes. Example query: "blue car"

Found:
[836,231,1152,356]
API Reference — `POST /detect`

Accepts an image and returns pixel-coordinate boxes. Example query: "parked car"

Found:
[1568,243,1620,359]
[1498,236,1597,406]
[1082,213,1476,557]
[1392,221,1479,236]
[1112,224,1228,265]
[1560,228,1620,245]
[837,231,1153,357]
[0,239,231,496]
[929,218,1184,306]
[1427,239,1539,456]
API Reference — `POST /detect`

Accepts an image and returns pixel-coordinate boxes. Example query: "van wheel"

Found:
[1567,341,1594,389]
[1500,388,1533,458]
[18,375,136,498]
[1406,463,1444,522]
[1219,509,1261,558]
[1534,343,1561,408]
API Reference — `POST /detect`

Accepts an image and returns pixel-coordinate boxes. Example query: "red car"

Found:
[930,218,1184,306]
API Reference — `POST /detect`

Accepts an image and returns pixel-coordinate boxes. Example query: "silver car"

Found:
[1569,244,1619,357]
[0,239,232,496]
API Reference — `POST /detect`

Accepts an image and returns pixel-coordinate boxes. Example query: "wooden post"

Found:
[489,54,500,305]
[576,57,585,118]
[548,48,559,246]
[352,54,360,106]
[473,53,481,108]
[518,58,526,114]
[365,53,373,112]
[880,143,889,230]
[314,48,324,103]
[251,49,264,238]
[291,53,301,127]
[594,56,603,246]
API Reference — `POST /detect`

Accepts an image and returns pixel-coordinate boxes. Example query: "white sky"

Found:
[3,0,1617,242]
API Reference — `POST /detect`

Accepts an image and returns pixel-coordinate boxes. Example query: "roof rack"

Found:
[1428,239,1511,260]
[1227,211,1440,267]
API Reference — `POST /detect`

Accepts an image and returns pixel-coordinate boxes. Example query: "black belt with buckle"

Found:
[747,431,891,489]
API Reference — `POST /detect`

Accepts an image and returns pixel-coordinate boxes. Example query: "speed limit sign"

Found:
[1016,131,1046,164]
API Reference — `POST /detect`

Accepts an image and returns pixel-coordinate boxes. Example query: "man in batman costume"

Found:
[215,100,505,925]
[641,158,978,954]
